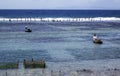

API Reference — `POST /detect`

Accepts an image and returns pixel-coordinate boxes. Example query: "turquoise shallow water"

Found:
[0,22,120,63]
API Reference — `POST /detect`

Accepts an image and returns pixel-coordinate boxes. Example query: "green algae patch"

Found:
[0,63,18,69]
[23,59,46,68]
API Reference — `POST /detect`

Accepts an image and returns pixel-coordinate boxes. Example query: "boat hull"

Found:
[25,29,32,32]
[93,39,103,44]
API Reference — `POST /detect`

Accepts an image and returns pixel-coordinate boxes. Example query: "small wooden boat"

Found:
[25,29,32,32]
[93,39,103,44]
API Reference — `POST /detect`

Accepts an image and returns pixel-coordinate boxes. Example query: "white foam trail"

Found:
[0,17,120,22]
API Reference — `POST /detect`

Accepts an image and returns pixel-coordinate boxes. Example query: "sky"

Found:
[0,0,120,9]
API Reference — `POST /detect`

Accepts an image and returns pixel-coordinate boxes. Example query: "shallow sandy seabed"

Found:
[0,59,120,76]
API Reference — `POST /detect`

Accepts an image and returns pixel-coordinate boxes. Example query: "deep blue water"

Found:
[0,10,120,18]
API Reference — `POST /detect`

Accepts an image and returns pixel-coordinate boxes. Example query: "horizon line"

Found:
[0,8,120,10]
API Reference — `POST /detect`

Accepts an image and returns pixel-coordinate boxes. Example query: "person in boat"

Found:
[25,26,32,32]
[93,34,103,44]
[93,34,97,41]
[25,26,28,30]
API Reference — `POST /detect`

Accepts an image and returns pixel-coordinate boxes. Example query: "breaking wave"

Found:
[0,17,120,22]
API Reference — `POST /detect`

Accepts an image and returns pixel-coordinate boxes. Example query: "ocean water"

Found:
[0,10,120,69]
[0,10,120,18]
[1,10,120,23]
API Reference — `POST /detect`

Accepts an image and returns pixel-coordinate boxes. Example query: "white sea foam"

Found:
[0,17,120,22]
